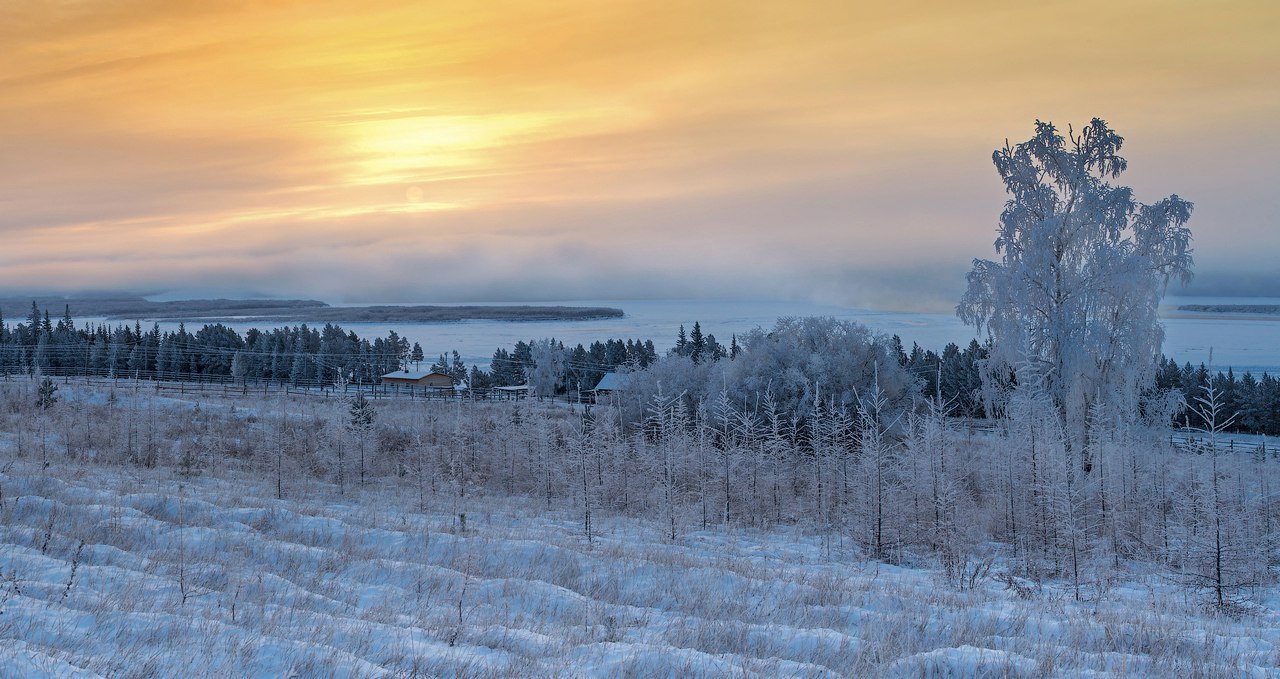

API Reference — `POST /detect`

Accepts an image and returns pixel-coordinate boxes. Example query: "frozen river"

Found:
[86,295,1280,376]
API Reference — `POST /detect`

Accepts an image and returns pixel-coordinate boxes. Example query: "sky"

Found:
[2,0,1277,311]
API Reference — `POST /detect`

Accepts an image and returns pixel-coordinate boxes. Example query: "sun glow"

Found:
[1,0,1276,301]
[339,113,551,184]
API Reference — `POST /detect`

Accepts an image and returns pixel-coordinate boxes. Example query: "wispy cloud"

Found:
[1,0,1277,308]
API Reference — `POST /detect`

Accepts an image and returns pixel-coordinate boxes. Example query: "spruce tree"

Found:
[450,350,467,382]
[689,322,706,364]
[27,301,40,341]
[347,392,376,488]
[490,348,514,386]
[705,333,726,361]
[36,377,59,409]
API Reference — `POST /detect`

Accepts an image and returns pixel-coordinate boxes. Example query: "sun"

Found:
[340,113,552,185]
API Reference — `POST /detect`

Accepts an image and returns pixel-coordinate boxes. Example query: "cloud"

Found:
[1,1,1277,307]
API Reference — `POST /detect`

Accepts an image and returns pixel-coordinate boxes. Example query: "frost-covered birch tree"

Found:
[958,118,1193,471]
[527,339,566,398]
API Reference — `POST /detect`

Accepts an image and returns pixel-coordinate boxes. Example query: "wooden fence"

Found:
[4,373,594,406]
[1170,430,1272,457]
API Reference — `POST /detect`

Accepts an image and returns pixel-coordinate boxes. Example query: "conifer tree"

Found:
[36,377,59,410]
[689,322,706,363]
[450,350,467,382]
[347,392,376,488]
[27,301,41,342]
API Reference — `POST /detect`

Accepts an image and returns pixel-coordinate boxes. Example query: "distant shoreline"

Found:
[134,306,627,324]
[1176,304,1280,315]
[1172,304,1280,319]
[0,296,624,324]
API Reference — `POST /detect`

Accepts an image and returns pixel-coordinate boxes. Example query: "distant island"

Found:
[1177,304,1280,315]
[0,296,624,323]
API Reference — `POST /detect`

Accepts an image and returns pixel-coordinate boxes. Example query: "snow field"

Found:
[1,462,1277,678]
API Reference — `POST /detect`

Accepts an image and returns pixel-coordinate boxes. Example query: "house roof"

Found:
[593,372,629,391]
[493,384,530,392]
[380,369,451,381]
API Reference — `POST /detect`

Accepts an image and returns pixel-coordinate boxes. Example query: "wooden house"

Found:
[380,369,454,389]
[591,372,629,401]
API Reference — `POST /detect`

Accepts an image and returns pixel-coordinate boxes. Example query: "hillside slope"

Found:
[1,462,1276,677]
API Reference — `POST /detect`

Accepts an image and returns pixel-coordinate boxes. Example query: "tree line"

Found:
[1155,357,1280,434]
[2,301,1277,435]
[0,302,408,385]
[0,301,661,393]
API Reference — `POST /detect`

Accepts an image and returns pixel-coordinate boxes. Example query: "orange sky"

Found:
[2,0,1277,308]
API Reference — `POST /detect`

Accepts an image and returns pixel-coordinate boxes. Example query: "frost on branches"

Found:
[958,118,1193,471]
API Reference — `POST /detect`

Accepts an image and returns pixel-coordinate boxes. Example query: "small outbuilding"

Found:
[491,384,530,400]
[380,369,454,389]
[591,372,629,401]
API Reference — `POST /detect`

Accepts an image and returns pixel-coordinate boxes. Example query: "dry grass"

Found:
[0,459,1276,677]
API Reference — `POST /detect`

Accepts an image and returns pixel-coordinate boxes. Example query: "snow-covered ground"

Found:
[1,461,1276,678]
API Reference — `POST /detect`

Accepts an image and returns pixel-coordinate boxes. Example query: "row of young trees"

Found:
[5,351,1271,611]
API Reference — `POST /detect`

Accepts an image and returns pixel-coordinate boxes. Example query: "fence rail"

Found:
[951,417,1272,458]
[2,372,596,406]
[1170,430,1272,457]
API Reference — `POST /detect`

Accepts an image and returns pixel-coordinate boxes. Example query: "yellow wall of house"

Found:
[383,374,453,388]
